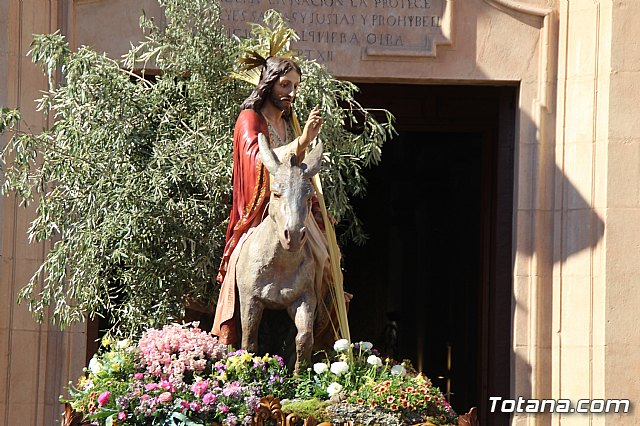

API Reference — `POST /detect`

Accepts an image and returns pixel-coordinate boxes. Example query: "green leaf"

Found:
[88,409,118,420]
[171,412,205,426]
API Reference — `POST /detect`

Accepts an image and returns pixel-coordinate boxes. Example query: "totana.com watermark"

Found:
[489,396,631,413]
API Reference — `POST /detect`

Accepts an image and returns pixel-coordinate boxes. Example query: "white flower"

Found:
[330,361,349,376]
[313,362,328,374]
[390,364,407,377]
[367,355,382,367]
[359,341,373,352]
[333,339,350,353]
[327,382,343,397]
[115,339,130,350]
[88,356,103,376]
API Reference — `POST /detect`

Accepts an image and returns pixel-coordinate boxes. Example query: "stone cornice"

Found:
[483,0,555,112]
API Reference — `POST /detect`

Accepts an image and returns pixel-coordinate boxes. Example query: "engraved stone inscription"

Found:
[219,0,452,64]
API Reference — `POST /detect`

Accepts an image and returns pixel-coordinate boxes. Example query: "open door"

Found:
[344,84,516,425]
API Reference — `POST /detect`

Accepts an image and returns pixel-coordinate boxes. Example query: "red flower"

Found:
[390,403,399,410]
[386,396,395,403]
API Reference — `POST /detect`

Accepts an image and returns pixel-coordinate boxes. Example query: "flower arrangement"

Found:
[348,375,457,425]
[64,327,457,426]
[291,339,458,425]
[65,324,286,425]
[214,349,289,398]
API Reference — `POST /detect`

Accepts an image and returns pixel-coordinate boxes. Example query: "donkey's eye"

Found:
[273,192,282,199]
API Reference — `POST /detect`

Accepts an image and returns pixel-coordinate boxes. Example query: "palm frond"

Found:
[228,69,261,86]
[268,26,295,57]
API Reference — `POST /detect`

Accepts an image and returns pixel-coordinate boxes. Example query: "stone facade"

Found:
[1,0,639,424]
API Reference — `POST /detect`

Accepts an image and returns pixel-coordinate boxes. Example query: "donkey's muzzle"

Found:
[282,226,307,251]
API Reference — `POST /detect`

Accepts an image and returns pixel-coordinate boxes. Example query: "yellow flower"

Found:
[414,373,427,385]
[240,352,252,363]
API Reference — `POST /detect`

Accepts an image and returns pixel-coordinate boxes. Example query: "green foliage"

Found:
[0,0,394,336]
[280,399,332,423]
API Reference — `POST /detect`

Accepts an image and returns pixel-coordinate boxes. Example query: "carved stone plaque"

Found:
[219,0,454,64]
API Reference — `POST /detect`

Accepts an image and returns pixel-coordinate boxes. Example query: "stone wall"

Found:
[0,2,88,425]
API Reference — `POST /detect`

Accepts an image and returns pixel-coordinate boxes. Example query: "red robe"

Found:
[214,110,271,344]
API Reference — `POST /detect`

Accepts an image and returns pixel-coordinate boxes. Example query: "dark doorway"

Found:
[343,84,516,425]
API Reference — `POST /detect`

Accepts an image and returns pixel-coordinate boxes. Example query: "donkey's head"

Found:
[258,133,323,251]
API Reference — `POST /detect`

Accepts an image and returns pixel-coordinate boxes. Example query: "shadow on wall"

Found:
[511,108,605,425]
[511,166,605,423]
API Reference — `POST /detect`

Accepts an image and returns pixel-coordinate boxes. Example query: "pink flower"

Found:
[97,391,111,406]
[145,383,158,391]
[191,380,210,398]
[220,404,229,413]
[137,325,224,377]
[190,401,201,412]
[180,400,190,412]
[157,392,172,403]
[134,373,144,380]
[118,411,127,420]
[159,379,175,392]
[202,393,217,404]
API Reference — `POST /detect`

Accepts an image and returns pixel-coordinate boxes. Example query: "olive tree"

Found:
[0,0,393,336]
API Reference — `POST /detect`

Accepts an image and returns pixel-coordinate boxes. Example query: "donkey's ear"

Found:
[258,133,280,175]
[303,142,323,177]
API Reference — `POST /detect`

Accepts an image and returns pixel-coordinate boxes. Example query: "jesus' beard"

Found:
[269,91,293,116]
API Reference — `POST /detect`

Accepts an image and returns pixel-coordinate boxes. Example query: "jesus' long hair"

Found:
[240,57,302,119]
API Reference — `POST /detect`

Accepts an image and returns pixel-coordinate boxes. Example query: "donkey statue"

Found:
[235,133,325,374]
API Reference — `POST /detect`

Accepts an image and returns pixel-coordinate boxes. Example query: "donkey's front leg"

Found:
[288,295,316,375]
[240,298,264,354]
